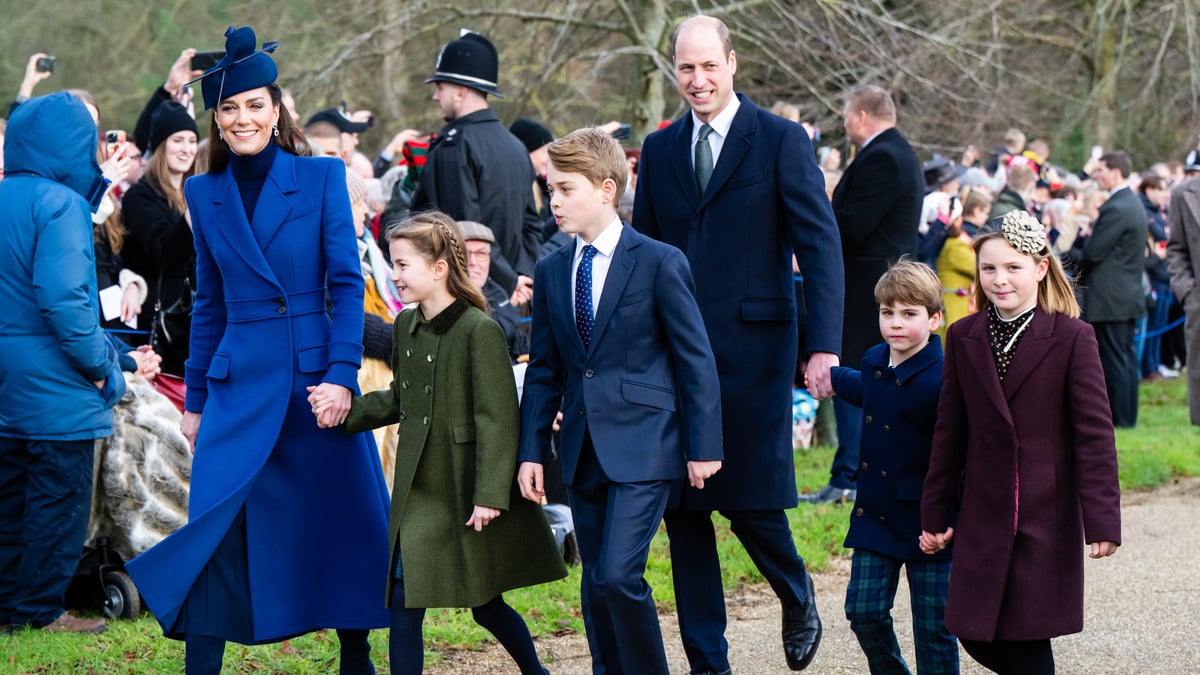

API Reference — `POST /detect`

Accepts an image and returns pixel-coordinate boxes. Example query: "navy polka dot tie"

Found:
[575,244,598,348]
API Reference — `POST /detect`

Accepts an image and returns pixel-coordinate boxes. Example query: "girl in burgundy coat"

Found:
[920,211,1121,674]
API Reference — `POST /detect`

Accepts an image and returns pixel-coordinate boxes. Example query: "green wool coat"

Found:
[346,300,567,608]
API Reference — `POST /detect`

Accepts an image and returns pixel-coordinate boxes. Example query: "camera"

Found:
[610,124,631,141]
[105,130,126,157]
[36,56,56,73]
[190,50,225,72]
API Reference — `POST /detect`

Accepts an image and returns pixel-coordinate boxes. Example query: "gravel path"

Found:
[429,477,1200,674]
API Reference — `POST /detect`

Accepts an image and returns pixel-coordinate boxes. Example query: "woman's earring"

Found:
[273,124,279,138]
[217,129,223,141]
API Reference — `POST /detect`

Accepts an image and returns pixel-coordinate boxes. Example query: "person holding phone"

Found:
[9,53,54,115]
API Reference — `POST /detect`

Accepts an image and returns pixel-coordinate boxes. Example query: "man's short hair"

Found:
[1007,164,1037,193]
[845,85,896,124]
[304,120,341,140]
[547,127,627,204]
[1003,128,1027,152]
[875,257,942,317]
[669,15,733,62]
[1100,151,1133,179]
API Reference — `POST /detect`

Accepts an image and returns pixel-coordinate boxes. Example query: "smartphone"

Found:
[35,55,56,73]
[1090,145,1103,160]
[191,50,225,72]
[105,130,126,157]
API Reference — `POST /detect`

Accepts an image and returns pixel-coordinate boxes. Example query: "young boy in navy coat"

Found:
[517,127,723,675]
[829,259,959,673]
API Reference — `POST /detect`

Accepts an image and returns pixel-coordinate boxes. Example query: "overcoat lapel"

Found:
[250,151,298,252]
[208,168,283,290]
[668,116,702,205]
[696,99,754,211]
[1001,309,1054,401]
[587,229,638,354]
[960,314,1014,428]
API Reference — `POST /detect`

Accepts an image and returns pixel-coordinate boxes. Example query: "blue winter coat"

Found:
[0,92,124,440]
[126,149,390,641]
[831,337,948,561]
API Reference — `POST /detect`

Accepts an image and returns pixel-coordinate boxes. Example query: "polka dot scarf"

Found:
[987,305,1036,381]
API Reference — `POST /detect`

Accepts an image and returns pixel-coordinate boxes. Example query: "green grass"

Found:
[3,377,1194,673]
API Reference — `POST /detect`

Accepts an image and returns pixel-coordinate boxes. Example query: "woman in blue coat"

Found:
[125,27,390,674]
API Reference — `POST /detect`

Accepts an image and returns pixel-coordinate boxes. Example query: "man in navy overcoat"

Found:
[632,15,845,674]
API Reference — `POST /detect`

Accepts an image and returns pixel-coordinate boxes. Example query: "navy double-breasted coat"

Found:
[127,149,391,641]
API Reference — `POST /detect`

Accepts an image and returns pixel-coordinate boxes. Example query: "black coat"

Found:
[1082,187,1147,322]
[411,109,542,293]
[832,127,923,368]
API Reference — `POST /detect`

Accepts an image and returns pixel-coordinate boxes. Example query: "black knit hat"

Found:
[509,118,553,153]
[424,30,502,97]
[148,102,199,152]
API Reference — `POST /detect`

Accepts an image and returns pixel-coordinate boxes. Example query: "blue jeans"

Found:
[0,437,95,628]
[1142,282,1173,377]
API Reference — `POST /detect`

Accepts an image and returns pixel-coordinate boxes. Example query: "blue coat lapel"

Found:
[697,95,755,210]
[549,245,585,356]
[251,150,299,252]
[586,227,638,354]
[668,117,702,205]
[208,168,282,290]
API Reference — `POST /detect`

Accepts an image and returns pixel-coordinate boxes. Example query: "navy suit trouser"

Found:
[831,396,863,489]
[569,433,672,675]
[664,507,816,673]
[0,437,94,628]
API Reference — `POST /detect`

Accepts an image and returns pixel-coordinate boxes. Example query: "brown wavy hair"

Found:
[386,211,487,313]
[206,83,309,174]
[144,134,197,215]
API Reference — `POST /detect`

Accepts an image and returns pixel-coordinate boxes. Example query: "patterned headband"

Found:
[1000,210,1047,255]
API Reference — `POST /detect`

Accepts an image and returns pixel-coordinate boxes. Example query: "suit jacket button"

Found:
[896,379,904,387]
[880,470,888,479]
[584,369,594,378]
[864,415,872,424]
[861,461,869,470]
[855,507,864,516]
[578,408,585,416]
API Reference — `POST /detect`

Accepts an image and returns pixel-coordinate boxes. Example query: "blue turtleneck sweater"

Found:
[228,139,278,223]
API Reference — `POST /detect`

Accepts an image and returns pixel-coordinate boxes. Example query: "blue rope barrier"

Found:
[1136,315,1185,342]
[107,328,151,336]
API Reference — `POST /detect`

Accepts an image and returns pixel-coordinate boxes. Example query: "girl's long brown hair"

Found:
[386,211,488,313]
[206,83,309,174]
[144,135,197,215]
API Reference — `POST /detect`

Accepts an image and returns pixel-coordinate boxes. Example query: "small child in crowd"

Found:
[830,258,959,674]
[920,211,1121,675]
[312,211,566,674]
[516,127,723,674]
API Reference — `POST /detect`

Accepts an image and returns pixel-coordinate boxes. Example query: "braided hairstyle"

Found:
[386,210,488,313]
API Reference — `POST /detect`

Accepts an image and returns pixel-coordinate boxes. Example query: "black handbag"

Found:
[150,276,194,351]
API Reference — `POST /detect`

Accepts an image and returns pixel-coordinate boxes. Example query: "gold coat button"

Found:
[864,415,873,424]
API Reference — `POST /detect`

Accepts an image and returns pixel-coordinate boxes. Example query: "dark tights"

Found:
[960,637,1054,675]
[389,581,546,675]
[185,629,373,675]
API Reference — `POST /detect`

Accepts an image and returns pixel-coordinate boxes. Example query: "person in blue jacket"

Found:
[0,91,125,635]
[124,26,390,674]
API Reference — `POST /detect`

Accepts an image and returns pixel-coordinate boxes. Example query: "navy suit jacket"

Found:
[518,226,723,485]
[632,94,844,510]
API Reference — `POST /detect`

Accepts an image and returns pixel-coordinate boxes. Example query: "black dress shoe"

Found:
[781,598,821,670]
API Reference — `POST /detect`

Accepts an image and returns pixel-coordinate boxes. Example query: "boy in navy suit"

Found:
[517,127,723,675]
[829,259,958,673]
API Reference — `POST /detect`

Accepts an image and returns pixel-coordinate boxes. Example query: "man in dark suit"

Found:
[802,85,923,505]
[1082,151,1146,427]
[519,128,723,674]
[632,15,845,674]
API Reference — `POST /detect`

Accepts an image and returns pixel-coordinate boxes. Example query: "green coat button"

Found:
[422,416,430,425]
[402,381,410,389]
[424,385,432,394]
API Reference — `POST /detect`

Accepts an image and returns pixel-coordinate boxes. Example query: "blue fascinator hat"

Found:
[192,26,279,110]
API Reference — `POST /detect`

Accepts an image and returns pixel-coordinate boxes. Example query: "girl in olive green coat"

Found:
[313,212,565,674]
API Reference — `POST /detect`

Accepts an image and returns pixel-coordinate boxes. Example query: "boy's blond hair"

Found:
[875,257,942,317]
[547,127,627,203]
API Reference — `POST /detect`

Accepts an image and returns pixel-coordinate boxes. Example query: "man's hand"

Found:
[386,129,422,156]
[165,49,201,98]
[517,462,545,503]
[687,460,722,489]
[510,275,534,306]
[805,351,839,399]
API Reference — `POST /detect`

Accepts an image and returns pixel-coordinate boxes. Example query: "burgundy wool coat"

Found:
[921,307,1121,642]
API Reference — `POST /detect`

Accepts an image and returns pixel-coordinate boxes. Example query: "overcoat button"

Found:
[874,371,881,379]
[277,305,286,314]
[399,412,406,420]
[406,349,412,357]
[880,470,888,479]
[424,385,432,394]
[426,354,434,362]
[864,415,873,424]
[883,425,891,432]
[578,408,585,416]
[422,416,429,425]
[861,461,869,470]
[584,369,594,378]
[896,380,904,387]
[402,381,410,389]
[855,508,864,516]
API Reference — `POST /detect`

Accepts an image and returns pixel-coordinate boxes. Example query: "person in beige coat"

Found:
[1167,173,1200,425]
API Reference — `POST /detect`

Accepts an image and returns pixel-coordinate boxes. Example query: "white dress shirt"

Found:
[573,216,624,325]
[690,96,742,171]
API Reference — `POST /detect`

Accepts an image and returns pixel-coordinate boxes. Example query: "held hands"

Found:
[131,345,162,381]
[687,460,722,489]
[181,411,201,454]
[306,383,352,428]
[919,527,954,555]
[1090,541,1119,559]
[517,462,545,504]
[805,351,839,399]
[466,505,501,532]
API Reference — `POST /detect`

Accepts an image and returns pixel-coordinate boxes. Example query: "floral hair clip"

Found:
[1000,210,1047,255]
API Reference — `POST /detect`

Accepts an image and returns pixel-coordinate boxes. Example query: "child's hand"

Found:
[306,384,350,428]
[517,462,546,504]
[466,505,501,532]
[919,527,954,554]
[1089,541,1119,558]
[687,460,722,489]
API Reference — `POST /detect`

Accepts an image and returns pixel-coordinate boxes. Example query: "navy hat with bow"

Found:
[192,26,279,111]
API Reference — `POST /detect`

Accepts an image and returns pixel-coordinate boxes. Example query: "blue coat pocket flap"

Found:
[297,345,328,374]
[740,298,795,322]
[207,354,231,381]
[620,380,676,411]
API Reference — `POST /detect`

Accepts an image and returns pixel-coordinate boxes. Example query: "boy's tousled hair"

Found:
[972,221,1080,318]
[547,127,627,204]
[386,210,487,313]
[875,256,942,316]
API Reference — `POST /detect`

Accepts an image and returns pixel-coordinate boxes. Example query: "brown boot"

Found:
[41,611,107,634]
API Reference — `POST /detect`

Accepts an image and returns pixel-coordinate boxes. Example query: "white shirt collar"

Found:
[1108,183,1130,197]
[691,95,741,142]
[576,216,624,259]
[861,128,886,150]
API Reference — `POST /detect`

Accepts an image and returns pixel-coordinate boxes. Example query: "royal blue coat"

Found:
[127,149,391,641]
[831,338,949,561]
[632,94,845,510]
